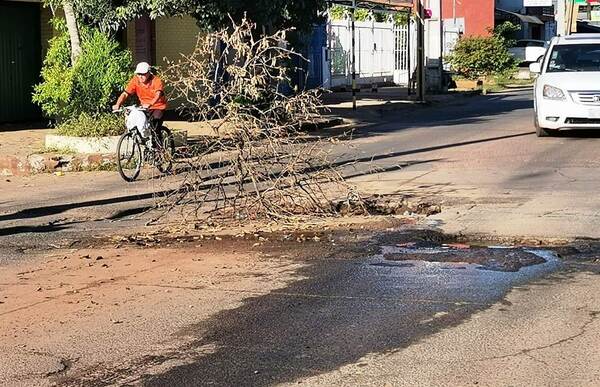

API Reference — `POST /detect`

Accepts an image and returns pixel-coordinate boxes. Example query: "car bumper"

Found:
[537,98,600,130]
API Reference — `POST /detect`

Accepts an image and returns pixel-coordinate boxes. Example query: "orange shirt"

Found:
[125,75,167,110]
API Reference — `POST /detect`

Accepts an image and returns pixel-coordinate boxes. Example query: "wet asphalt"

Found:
[55,228,578,387]
[143,253,562,387]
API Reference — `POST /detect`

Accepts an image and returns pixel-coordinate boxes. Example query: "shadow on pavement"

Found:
[0,223,71,237]
[550,129,600,139]
[0,191,165,223]
[327,92,534,140]
[61,231,566,386]
[0,130,528,227]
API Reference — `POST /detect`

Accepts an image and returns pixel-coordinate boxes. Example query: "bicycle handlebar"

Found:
[112,105,148,113]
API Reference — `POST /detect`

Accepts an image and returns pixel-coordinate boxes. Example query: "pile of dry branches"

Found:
[161,18,355,221]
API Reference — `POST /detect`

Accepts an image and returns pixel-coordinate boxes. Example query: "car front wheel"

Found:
[535,116,555,137]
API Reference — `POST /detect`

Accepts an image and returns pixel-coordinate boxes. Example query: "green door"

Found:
[0,2,41,123]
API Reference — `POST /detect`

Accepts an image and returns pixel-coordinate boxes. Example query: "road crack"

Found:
[478,310,600,363]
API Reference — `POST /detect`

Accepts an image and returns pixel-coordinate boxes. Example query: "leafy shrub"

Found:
[492,21,521,48]
[33,19,131,123]
[55,112,125,137]
[329,5,408,24]
[31,20,74,119]
[447,35,517,81]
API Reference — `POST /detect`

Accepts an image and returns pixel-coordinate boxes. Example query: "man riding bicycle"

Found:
[112,62,167,131]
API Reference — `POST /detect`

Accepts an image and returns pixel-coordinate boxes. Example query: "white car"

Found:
[530,34,600,137]
[509,39,547,64]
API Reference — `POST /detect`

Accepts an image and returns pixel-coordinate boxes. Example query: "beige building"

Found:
[124,15,203,69]
[40,3,203,67]
[1,0,202,122]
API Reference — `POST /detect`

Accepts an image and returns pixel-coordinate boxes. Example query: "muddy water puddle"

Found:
[367,242,564,304]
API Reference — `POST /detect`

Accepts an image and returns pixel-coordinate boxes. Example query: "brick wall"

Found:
[442,0,495,36]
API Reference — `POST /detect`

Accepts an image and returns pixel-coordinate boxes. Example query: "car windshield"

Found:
[547,44,600,72]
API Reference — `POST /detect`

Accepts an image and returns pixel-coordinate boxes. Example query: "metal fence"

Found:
[394,24,414,85]
[327,19,415,88]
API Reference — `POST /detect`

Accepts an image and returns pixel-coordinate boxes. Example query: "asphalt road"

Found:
[4,88,600,260]
[2,90,600,386]
[344,89,600,239]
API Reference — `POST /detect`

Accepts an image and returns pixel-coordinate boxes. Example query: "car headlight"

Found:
[543,84,565,100]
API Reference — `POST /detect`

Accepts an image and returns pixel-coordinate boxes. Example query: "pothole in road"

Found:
[380,242,557,272]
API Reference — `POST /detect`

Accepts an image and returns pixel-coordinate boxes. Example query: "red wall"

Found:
[440,0,495,36]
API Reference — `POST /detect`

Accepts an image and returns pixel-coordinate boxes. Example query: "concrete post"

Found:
[416,0,426,102]
[556,0,566,36]
[351,0,357,110]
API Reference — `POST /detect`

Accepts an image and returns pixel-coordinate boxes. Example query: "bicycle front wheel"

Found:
[116,131,143,182]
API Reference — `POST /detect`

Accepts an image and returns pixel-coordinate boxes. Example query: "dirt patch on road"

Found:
[0,243,306,386]
[0,216,574,385]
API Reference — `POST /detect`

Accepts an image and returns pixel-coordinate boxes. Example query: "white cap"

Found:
[135,62,151,74]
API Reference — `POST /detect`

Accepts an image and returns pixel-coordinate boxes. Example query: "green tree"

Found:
[329,4,408,25]
[33,19,131,122]
[190,0,326,34]
[45,0,327,34]
[447,35,517,82]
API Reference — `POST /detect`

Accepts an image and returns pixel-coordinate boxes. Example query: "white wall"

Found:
[424,0,443,90]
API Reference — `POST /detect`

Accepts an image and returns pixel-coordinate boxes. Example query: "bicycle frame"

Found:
[115,105,158,150]
[114,105,175,182]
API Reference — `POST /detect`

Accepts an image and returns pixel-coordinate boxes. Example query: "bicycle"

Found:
[113,106,176,182]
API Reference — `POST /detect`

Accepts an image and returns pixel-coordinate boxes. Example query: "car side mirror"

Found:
[529,62,541,74]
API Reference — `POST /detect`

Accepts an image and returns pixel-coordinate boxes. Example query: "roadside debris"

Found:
[336,195,441,217]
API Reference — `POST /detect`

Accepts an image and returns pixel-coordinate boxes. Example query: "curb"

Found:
[0,153,116,176]
[0,117,344,177]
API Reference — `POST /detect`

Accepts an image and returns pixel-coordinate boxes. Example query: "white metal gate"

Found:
[326,18,416,88]
[393,23,417,86]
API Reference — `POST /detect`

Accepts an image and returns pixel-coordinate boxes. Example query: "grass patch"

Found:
[39,145,77,154]
[493,74,533,88]
[451,73,533,93]
[76,162,118,172]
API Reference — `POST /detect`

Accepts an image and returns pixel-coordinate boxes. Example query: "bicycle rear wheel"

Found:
[117,131,143,182]
[155,126,176,174]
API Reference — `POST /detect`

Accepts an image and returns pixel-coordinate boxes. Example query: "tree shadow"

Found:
[0,222,72,237]
[0,121,48,132]
[0,128,522,224]
[323,92,534,140]
[0,191,166,223]
[60,231,569,386]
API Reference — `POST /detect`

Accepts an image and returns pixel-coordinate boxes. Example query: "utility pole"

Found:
[439,0,444,92]
[416,0,426,102]
[351,0,357,110]
[556,0,566,36]
[453,0,456,23]
[407,10,412,96]
[566,0,577,35]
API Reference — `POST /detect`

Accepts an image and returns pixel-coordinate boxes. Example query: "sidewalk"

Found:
[0,117,344,176]
[321,86,484,131]
[322,86,482,107]
[0,125,54,176]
